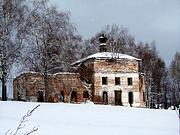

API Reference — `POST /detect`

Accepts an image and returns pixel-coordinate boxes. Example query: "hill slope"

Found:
[0,101,178,135]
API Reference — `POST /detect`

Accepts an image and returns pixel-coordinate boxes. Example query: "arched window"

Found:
[60,91,64,102]
[71,91,77,103]
[83,91,89,99]
[128,92,133,107]
[102,91,108,104]
[17,92,21,101]
[37,91,44,102]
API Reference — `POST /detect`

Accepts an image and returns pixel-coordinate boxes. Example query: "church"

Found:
[13,35,145,107]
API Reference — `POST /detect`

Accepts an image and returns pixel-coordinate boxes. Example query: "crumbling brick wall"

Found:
[13,72,91,103]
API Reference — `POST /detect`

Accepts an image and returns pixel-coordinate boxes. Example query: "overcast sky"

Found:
[53,0,180,66]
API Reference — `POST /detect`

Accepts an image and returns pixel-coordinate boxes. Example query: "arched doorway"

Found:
[60,91,64,102]
[102,91,108,104]
[128,91,134,107]
[17,92,21,101]
[83,91,89,99]
[83,91,89,102]
[115,90,122,105]
[37,91,44,102]
[70,91,77,103]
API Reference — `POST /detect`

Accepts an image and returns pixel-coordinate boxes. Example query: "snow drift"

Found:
[0,101,178,135]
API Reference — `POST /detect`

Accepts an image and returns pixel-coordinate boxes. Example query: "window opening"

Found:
[102,77,108,85]
[128,77,133,85]
[115,77,120,85]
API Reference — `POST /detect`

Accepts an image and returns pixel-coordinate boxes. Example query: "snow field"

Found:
[0,101,178,135]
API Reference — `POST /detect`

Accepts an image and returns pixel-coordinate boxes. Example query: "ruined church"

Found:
[13,35,145,107]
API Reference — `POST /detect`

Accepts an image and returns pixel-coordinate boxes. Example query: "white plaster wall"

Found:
[94,72,141,106]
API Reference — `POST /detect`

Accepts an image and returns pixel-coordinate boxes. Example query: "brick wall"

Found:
[13,72,90,103]
[13,57,145,107]
[83,58,145,107]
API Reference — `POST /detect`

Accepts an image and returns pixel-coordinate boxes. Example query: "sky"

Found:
[1,0,180,98]
[50,0,180,66]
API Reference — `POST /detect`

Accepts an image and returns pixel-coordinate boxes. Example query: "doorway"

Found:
[70,91,77,103]
[128,91,133,107]
[115,90,122,105]
[102,91,108,104]
[83,91,89,99]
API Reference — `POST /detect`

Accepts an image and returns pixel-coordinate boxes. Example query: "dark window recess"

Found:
[37,91,44,102]
[128,77,133,85]
[102,77,108,85]
[71,91,77,103]
[143,92,145,102]
[60,91,64,102]
[17,92,21,101]
[83,91,89,99]
[115,77,120,85]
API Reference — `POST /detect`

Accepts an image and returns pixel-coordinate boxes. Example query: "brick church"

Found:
[13,35,145,107]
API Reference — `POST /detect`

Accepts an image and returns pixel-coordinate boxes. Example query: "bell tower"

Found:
[99,34,107,52]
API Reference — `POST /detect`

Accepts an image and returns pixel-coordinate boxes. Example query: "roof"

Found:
[71,52,140,65]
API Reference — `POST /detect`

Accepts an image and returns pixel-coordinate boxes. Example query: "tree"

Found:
[170,52,180,80]
[167,52,180,107]
[82,24,136,57]
[161,70,180,109]
[20,0,82,101]
[0,0,31,100]
[136,42,165,108]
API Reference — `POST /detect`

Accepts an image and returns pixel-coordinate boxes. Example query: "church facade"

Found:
[13,35,145,107]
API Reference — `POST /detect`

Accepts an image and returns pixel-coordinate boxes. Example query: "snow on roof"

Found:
[14,71,79,79]
[14,71,43,79]
[53,72,79,76]
[71,52,140,65]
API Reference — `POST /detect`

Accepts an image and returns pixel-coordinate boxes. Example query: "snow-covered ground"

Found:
[0,101,179,135]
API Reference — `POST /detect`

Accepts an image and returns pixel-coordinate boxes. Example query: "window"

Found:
[71,91,77,103]
[102,77,108,85]
[127,77,133,85]
[60,91,64,102]
[143,92,145,102]
[37,91,44,102]
[83,91,89,99]
[115,77,120,85]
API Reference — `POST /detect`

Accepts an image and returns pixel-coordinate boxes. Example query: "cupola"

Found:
[99,34,107,52]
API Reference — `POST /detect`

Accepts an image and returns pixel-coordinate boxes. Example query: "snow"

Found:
[53,72,78,76]
[0,101,179,135]
[71,52,141,65]
[13,71,42,80]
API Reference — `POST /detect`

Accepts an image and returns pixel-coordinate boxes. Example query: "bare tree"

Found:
[168,52,180,107]
[0,0,32,100]
[136,42,166,108]
[20,0,82,101]
[84,24,136,56]
[170,52,180,80]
